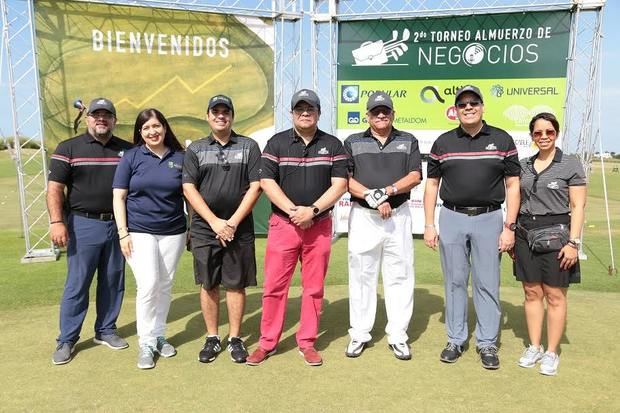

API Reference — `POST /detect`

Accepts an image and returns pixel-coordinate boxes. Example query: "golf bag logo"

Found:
[352,29,410,66]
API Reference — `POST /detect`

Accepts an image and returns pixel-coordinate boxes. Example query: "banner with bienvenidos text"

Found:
[335,11,571,233]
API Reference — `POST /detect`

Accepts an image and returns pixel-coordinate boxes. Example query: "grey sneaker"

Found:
[93,333,129,350]
[345,339,366,358]
[156,336,177,358]
[388,343,412,360]
[518,344,544,368]
[539,351,560,376]
[137,345,155,369]
[52,342,75,365]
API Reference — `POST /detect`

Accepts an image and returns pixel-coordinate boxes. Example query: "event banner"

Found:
[35,0,274,149]
[335,11,571,233]
[35,0,275,232]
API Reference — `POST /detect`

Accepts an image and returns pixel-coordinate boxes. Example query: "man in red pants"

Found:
[246,89,347,366]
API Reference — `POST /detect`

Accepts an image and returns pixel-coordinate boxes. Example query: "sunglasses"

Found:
[217,147,230,171]
[293,106,317,115]
[532,129,557,139]
[369,107,392,116]
[455,100,482,109]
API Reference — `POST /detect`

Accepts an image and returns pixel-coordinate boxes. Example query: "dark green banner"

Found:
[338,11,570,80]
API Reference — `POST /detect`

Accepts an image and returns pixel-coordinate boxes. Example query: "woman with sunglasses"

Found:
[112,108,186,369]
[512,112,586,376]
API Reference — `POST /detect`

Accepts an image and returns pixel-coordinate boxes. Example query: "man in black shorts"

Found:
[183,95,262,363]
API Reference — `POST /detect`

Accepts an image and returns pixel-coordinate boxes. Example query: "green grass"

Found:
[1,151,620,411]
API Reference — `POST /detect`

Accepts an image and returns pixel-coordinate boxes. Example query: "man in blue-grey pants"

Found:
[47,98,133,365]
[423,85,520,370]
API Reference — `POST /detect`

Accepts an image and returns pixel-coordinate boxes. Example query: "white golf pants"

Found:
[347,202,415,344]
[126,232,185,348]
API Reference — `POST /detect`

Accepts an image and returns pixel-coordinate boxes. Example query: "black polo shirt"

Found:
[48,133,133,214]
[260,128,348,216]
[182,131,261,242]
[344,127,422,209]
[427,122,520,207]
[519,148,586,216]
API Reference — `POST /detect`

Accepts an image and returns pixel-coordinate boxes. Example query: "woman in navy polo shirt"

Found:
[512,112,586,376]
[112,108,186,369]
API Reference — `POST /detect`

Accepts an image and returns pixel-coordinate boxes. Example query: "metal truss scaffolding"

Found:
[1,0,302,263]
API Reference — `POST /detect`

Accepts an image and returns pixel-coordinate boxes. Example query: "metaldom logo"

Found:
[341,85,359,103]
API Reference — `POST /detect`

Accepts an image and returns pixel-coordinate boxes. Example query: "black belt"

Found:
[71,210,115,221]
[442,202,501,216]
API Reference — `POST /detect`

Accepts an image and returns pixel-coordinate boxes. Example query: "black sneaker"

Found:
[227,337,248,363]
[198,336,221,363]
[440,342,463,363]
[478,345,500,370]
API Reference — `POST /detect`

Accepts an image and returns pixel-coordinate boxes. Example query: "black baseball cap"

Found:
[87,98,116,116]
[454,85,483,105]
[366,91,394,111]
[208,95,234,114]
[291,89,320,110]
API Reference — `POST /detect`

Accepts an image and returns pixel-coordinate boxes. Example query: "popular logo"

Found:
[446,106,458,121]
[463,43,486,66]
[396,143,407,150]
[547,181,559,190]
[351,29,411,66]
[485,143,497,151]
[490,84,504,97]
[118,151,124,157]
[318,147,329,155]
[341,85,360,103]
[347,111,360,124]
[420,86,445,104]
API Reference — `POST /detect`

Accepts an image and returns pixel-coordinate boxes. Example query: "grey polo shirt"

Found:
[519,148,586,215]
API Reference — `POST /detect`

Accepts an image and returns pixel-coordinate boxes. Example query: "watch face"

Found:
[313,207,319,214]
[510,223,517,231]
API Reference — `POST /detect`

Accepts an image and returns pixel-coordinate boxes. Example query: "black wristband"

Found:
[50,220,64,225]
[119,234,131,240]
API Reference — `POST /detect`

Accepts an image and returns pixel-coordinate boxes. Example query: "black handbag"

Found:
[524,223,569,253]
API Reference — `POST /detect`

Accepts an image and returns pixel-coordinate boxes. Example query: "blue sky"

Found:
[1,1,618,152]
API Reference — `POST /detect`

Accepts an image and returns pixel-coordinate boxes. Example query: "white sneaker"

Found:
[539,351,560,376]
[388,343,411,360]
[137,345,155,370]
[518,344,544,368]
[345,339,366,358]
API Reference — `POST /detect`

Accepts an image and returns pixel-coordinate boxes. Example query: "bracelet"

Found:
[119,234,131,240]
[567,240,578,249]
[50,220,64,225]
[425,224,435,228]
[391,184,398,195]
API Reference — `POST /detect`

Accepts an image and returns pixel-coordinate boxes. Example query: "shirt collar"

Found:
[362,126,401,144]
[527,147,563,165]
[83,132,120,147]
[289,127,323,144]
[207,130,239,146]
[456,121,490,138]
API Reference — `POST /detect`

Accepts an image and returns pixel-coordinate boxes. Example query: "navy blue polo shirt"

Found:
[344,127,422,209]
[112,145,186,235]
[427,122,520,207]
[260,128,348,216]
[49,133,133,214]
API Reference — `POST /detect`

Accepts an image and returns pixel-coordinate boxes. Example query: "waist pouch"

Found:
[522,223,569,253]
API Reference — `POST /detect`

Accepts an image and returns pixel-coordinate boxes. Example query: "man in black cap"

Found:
[423,85,520,369]
[183,94,262,364]
[343,91,422,360]
[246,89,347,367]
[48,97,133,365]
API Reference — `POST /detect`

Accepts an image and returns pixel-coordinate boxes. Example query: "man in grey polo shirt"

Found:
[344,91,422,360]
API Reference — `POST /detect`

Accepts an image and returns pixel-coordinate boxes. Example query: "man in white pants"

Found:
[343,91,422,360]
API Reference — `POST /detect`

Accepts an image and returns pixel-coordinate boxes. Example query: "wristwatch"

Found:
[310,205,320,216]
[504,222,517,231]
[568,238,581,248]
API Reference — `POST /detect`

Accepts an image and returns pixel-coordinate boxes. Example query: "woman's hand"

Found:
[120,234,133,259]
[558,244,578,270]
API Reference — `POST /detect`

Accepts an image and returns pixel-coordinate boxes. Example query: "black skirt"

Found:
[513,214,580,288]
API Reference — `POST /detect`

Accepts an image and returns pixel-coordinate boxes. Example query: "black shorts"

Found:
[191,238,257,290]
[513,214,580,288]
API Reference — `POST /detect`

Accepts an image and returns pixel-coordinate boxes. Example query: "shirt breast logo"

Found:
[234,152,243,160]
[168,161,182,169]
[485,143,497,151]
[118,150,124,157]
[318,147,329,155]
[396,143,407,150]
[547,181,559,190]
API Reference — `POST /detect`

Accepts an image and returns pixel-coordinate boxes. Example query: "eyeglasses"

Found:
[293,106,317,115]
[88,112,115,120]
[217,147,230,171]
[369,107,392,116]
[532,129,557,139]
[455,100,482,109]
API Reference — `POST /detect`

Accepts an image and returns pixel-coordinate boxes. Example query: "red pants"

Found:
[259,213,332,350]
